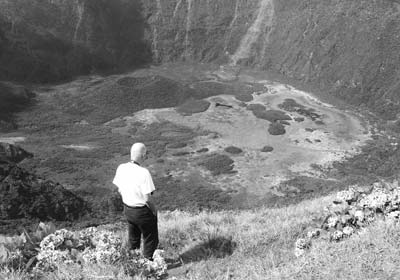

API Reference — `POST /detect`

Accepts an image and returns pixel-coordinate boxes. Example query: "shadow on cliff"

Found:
[0,0,152,83]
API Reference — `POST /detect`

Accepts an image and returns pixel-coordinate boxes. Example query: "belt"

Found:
[123,203,147,209]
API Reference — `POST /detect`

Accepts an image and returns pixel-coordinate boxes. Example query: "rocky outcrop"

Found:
[295,181,400,257]
[0,82,35,131]
[0,0,151,82]
[0,163,87,221]
[0,142,32,163]
[0,144,87,221]
[144,0,400,119]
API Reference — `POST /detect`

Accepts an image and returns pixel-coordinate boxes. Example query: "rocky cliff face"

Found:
[1,0,400,118]
[0,143,87,222]
[144,0,400,119]
[0,0,151,82]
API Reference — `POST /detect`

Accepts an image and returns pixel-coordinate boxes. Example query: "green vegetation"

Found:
[268,122,286,135]
[261,146,274,152]
[4,191,400,279]
[196,148,209,153]
[234,92,253,102]
[152,176,232,211]
[198,153,236,176]
[176,99,211,116]
[0,82,35,131]
[224,146,243,154]
[332,135,400,181]
[166,142,187,149]
[247,104,292,123]
[278,98,321,121]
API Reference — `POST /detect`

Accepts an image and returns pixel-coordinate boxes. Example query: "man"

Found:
[113,142,158,260]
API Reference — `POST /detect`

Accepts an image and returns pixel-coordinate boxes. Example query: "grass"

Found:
[3,190,400,279]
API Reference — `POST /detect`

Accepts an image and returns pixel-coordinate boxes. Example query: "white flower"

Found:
[327,215,339,228]
[336,188,357,203]
[295,238,311,249]
[331,230,344,241]
[306,229,321,239]
[386,211,400,220]
[359,188,390,210]
[354,210,365,222]
[343,226,354,236]
[294,247,305,257]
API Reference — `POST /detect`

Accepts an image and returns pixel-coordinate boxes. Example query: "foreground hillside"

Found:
[2,182,400,279]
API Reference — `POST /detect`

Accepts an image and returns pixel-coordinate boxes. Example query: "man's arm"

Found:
[142,170,157,216]
[144,192,157,216]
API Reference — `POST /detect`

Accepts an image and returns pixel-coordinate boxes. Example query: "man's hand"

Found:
[146,201,157,217]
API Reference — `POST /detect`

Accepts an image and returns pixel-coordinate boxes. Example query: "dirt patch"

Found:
[176,99,211,116]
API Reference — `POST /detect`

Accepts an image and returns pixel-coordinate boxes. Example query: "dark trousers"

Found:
[124,206,158,259]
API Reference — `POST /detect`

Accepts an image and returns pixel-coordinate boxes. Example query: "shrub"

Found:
[261,146,274,152]
[234,92,253,102]
[268,122,286,135]
[196,148,209,153]
[247,104,291,122]
[176,99,211,116]
[167,142,187,149]
[224,146,243,154]
[198,154,236,176]
[278,98,321,121]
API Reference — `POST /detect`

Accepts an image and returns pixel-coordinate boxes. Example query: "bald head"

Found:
[130,143,147,162]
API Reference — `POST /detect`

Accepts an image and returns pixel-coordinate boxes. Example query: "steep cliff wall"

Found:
[0,0,151,82]
[144,0,400,119]
[1,0,400,118]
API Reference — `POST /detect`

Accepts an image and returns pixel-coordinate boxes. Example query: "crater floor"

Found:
[106,64,370,197]
[1,63,371,208]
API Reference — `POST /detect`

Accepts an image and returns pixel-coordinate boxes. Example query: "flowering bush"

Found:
[124,249,168,278]
[32,227,167,279]
[336,187,358,203]
[359,188,391,210]
[294,238,311,257]
[1,223,167,279]
[295,181,400,257]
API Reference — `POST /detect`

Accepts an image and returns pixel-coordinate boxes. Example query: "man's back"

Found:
[113,162,155,207]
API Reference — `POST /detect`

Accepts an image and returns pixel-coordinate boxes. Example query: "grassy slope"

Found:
[2,193,400,279]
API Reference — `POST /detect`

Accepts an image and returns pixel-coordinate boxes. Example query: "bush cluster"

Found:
[295,181,400,257]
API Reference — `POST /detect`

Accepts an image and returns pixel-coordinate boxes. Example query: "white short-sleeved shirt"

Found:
[112,162,155,207]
